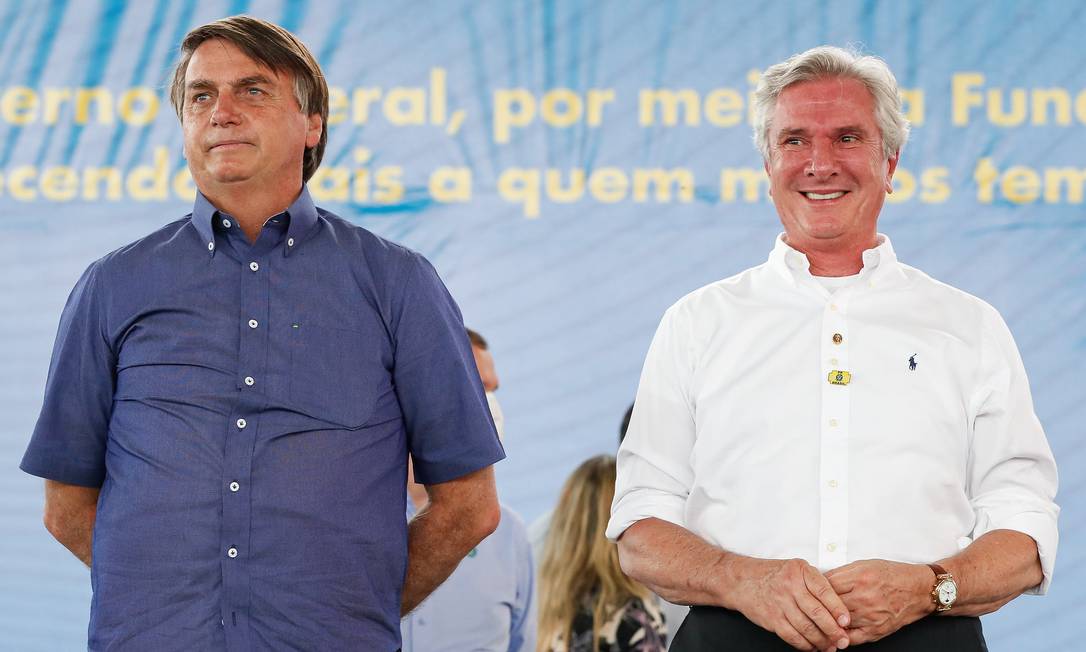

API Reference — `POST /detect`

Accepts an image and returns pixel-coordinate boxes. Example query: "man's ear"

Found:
[305,113,322,149]
[885,150,900,194]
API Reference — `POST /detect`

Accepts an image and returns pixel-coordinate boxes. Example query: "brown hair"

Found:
[466,327,488,350]
[537,455,652,651]
[169,15,328,182]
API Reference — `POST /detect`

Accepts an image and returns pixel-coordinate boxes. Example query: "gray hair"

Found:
[752,45,910,161]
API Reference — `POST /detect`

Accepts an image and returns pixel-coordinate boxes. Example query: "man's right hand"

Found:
[730,557,852,652]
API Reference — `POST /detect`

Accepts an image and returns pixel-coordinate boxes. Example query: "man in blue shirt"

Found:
[20,16,505,651]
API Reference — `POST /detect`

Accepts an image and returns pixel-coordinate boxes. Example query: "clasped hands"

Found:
[735,558,936,651]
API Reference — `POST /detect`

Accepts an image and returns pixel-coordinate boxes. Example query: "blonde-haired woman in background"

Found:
[538,455,667,652]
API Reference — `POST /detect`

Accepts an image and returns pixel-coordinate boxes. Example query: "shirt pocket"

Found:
[288,322,384,428]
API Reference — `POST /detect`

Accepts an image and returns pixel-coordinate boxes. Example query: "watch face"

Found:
[937,580,957,605]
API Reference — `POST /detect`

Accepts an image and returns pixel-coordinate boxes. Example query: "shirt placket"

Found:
[818,290,851,569]
[221,245,268,649]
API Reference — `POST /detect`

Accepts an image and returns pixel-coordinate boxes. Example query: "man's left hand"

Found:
[824,560,934,646]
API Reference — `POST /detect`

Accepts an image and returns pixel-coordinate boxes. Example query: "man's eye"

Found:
[784,138,802,146]
[841,135,858,143]
[247,87,264,96]
[192,93,210,103]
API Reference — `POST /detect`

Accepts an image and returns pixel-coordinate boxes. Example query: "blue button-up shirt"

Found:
[401,504,535,652]
[21,188,505,651]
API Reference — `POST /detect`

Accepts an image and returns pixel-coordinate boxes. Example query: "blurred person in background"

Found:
[468,327,505,440]
[530,405,687,645]
[538,455,666,652]
[402,458,535,652]
[529,404,633,561]
[401,328,533,651]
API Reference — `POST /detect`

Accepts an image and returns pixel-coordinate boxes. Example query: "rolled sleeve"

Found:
[391,253,505,485]
[607,305,698,541]
[967,306,1059,594]
[21,260,115,487]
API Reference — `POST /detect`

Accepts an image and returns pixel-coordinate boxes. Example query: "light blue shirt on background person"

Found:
[402,503,535,652]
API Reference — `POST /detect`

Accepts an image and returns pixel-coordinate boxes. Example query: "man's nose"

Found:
[210,94,241,126]
[805,139,838,177]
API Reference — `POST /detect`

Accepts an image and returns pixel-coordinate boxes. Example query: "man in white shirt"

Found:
[607,46,1058,652]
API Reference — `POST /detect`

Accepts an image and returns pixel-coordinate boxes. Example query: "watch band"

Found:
[928,563,949,577]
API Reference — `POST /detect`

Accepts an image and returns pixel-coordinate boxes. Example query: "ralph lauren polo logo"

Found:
[908,354,918,371]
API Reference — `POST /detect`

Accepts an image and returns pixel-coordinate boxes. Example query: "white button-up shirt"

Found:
[607,234,1059,593]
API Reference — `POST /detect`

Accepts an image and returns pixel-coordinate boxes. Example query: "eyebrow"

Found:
[776,124,873,139]
[186,74,275,92]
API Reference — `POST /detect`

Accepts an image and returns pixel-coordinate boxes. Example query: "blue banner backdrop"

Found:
[1,1,1083,649]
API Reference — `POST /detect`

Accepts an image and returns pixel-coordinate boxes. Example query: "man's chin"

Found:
[787,219,848,240]
[206,169,254,185]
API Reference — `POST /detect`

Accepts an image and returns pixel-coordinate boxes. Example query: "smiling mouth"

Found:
[803,191,847,200]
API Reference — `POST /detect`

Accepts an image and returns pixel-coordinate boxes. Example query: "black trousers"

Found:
[671,607,987,651]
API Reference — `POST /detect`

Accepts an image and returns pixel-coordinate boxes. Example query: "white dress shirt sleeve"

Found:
[607,303,699,541]
[967,304,1060,594]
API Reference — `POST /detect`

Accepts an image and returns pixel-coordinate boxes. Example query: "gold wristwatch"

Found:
[927,563,958,612]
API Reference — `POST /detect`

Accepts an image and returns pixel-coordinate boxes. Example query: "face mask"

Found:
[486,391,505,441]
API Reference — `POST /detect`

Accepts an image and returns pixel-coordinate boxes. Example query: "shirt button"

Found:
[227,546,238,558]
[829,357,839,365]
[236,418,247,429]
[229,481,240,492]
[828,479,839,488]
[249,261,259,272]
[832,333,843,344]
[829,304,838,312]
[244,376,255,386]
[222,218,231,228]
[829,418,838,427]
[208,242,215,251]
[287,237,295,247]
[826,543,837,552]
[248,319,258,329]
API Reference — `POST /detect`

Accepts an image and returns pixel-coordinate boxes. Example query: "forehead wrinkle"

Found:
[187,39,284,85]
[186,78,216,91]
[233,74,275,87]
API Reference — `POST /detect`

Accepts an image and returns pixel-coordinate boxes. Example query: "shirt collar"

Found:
[767,232,906,288]
[191,191,219,256]
[283,186,319,257]
[191,186,320,257]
